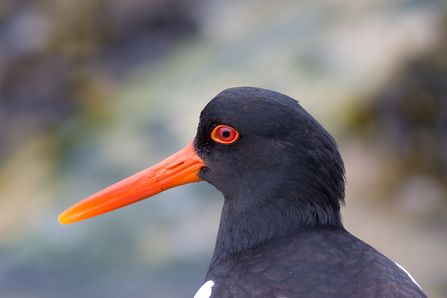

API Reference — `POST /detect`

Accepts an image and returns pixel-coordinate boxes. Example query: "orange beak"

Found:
[58,140,205,224]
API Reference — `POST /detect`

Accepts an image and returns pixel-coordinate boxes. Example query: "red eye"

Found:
[211,125,239,144]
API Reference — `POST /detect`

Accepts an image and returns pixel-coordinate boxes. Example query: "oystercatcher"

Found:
[59,87,426,298]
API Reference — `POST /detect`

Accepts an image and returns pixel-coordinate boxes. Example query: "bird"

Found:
[59,87,426,298]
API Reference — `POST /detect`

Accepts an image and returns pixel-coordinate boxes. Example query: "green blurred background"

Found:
[1,0,447,297]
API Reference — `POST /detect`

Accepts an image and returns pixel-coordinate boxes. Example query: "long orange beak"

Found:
[58,141,205,224]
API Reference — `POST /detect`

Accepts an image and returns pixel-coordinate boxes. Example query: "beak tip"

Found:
[58,215,67,225]
[58,212,75,225]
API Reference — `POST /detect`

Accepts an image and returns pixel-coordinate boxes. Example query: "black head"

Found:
[194,87,345,257]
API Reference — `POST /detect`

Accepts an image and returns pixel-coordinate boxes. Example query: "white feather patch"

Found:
[394,262,422,290]
[194,280,215,298]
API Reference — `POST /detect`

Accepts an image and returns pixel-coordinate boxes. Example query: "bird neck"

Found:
[207,193,344,274]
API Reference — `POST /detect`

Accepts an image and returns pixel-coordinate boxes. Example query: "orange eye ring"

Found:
[211,125,239,144]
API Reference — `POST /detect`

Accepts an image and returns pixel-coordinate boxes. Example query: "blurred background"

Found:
[0,0,446,297]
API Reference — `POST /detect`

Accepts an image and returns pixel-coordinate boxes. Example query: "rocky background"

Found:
[0,0,446,297]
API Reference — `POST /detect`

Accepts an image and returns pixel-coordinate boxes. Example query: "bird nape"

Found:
[59,87,426,298]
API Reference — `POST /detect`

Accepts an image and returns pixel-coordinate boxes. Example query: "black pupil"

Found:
[222,129,231,138]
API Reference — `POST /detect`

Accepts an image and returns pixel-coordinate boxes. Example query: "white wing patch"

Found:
[394,262,422,290]
[194,280,215,298]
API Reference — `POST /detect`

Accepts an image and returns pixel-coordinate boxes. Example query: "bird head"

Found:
[59,87,345,228]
